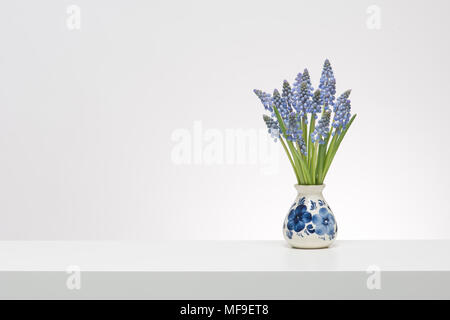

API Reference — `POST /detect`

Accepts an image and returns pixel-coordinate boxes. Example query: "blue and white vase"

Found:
[283,184,337,249]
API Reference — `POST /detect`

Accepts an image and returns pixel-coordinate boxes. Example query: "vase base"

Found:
[284,238,336,249]
[288,243,333,249]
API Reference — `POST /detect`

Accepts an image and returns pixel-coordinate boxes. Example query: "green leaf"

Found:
[321,114,357,181]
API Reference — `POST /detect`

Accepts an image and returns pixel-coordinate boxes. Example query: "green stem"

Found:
[308,115,316,168]
[321,127,339,180]
[295,142,307,182]
[280,137,301,184]
[317,127,332,184]
[302,117,308,150]
[310,142,318,184]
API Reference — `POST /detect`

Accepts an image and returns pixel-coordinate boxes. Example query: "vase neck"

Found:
[294,184,325,195]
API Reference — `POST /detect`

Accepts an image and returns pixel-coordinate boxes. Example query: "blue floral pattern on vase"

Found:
[287,204,312,232]
[312,207,335,236]
[286,230,293,239]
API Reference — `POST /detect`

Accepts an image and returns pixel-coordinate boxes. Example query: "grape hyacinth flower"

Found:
[319,59,336,111]
[263,114,280,142]
[285,113,307,155]
[298,136,307,156]
[332,89,352,134]
[253,59,357,185]
[291,72,303,110]
[253,89,273,113]
[285,113,302,141]
[310,89,322,119]
[301,68,312,88]
[294,69,314,118]
[296,81,311,119]
[311,111,331,144]
[292,72,303,93]
[282,80,293,107]
[272,89,290,121]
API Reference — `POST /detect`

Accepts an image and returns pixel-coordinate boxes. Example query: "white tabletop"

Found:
[1,240,449,272]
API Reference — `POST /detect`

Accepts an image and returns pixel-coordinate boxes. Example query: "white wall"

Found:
[0,0,449,240]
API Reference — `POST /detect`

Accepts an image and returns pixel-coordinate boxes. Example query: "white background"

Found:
[0,0,449,240]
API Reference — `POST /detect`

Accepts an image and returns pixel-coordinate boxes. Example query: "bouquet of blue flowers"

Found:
[254,60,356,185]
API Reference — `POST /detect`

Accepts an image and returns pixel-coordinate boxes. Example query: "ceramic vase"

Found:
[283,184,337,249]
